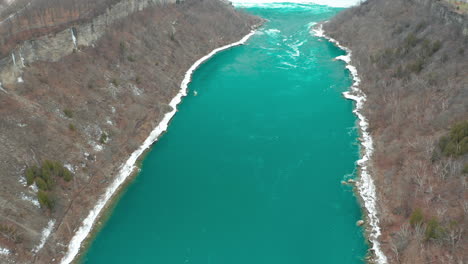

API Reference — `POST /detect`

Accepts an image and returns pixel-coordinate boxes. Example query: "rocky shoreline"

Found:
[313,23,388,264]
[323,0,467,262]
[60,26,261,264]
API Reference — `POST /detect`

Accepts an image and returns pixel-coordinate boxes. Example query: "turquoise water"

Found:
[82,3,367,264]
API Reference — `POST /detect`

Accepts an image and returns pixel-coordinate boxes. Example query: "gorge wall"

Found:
[325,0,467,263]
[0,0,260,263]
[0,0,180,85]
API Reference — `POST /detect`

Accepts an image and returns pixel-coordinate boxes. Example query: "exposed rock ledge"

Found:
[0,0,181,85]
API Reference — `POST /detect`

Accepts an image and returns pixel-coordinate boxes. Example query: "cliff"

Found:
[325,0,467,263]
[0,0,260,263]
[0,0,180,85]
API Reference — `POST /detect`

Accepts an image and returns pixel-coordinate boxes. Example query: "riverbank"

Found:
[0,1,262,263]
[83,4,368,263]
[59,25,261,264]
[313,23,388,264]
[323,0,467,262]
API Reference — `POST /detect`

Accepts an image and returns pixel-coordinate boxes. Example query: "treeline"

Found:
[370,32,443,77]
[436,120,468,157]
[435,120,468,175]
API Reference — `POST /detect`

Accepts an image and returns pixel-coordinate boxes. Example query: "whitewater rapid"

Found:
[313,24,388,264]
[231,0,362,8]
[59,29,257,264]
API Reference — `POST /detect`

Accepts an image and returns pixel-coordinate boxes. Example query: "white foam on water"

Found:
[306,21,317,28]
[259,46,279,51]
[313,24,388,264]
[59,29,257,264]
[311,24,325,37]
[287,39,306,57]
[336,54,351,63]
[280,61,298,68]
[231,0,362,8]
[264,28,281,37]
[33,220,56,253]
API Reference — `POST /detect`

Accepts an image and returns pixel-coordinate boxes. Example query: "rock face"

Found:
[325,0,467,263]
[0,0,261,263]
[415,0,468,35]
[0,0,181,85]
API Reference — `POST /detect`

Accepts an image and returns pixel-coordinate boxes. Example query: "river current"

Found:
[82,3,367,263]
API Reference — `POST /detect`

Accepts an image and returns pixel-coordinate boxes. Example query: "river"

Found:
[82,3,367,263]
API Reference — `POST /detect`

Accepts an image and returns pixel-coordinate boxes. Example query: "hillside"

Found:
[325,0,467,263]
[0,0,260,263]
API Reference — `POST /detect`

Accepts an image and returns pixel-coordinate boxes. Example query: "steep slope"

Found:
[325,0,467,263]
[0,0,260,263]
[0,0,121,57]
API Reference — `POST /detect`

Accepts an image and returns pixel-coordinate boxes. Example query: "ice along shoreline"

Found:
[313,24,388,264]
[59,28,258,264]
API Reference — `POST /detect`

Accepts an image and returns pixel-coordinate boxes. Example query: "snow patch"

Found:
[313,23,388,264]
[29,183,39,193]
[70,29,77,49]
[17,77,24,83]
[33,220,55,253]
[0,247,10,256]
[93,144,103,152]
[59,29,257,264]
[20,193,40,208]
[0,82,7,93]
[64,164,75,173]
[18,175,27,186]
[130,84,143,96]
[19,52,25,67]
